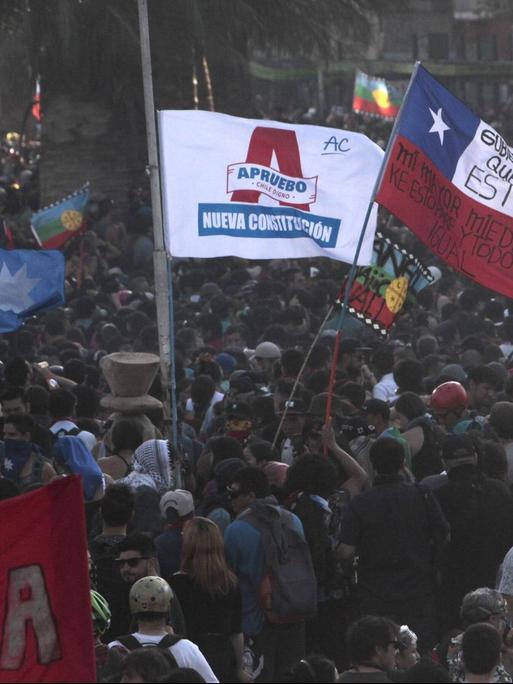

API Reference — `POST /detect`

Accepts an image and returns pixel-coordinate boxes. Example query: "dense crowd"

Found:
[3,107,513,683]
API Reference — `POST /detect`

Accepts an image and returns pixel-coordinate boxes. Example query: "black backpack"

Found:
[240,500,317,624]
[115,633,182,666]
[290,489,354,600]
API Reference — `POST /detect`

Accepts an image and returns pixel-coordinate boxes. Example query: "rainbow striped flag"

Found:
[31,184,89,249]
[352,70,402,120]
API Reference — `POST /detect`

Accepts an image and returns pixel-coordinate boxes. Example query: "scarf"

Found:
[131,439,173,494]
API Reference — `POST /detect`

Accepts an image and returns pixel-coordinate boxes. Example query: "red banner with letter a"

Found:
[0,477,95,683]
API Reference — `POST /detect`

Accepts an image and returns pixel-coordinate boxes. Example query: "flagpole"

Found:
[322,61,422,432]
[137,0,180,479]
[272,63,422,451]
[271,302,336,449]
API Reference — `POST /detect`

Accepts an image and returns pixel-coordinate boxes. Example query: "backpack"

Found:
[240,500,317,624]
[408,416,444,481]
[288,493,331,587]
[115,633,181,666]
[290,489,355,600]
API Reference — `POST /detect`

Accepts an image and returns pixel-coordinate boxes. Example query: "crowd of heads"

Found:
[3,109,513,682]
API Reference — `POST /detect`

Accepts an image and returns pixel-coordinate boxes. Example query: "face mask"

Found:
[4,439,32,459]
[2,440,33,481]
[226,429,251,444]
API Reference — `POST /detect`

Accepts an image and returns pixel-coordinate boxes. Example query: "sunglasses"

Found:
[114,556,150,568]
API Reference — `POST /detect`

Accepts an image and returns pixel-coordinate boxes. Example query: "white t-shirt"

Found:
[185,391,224,414]
[186,391,224,434]
[109,632,218,683]
[372,373,397,403]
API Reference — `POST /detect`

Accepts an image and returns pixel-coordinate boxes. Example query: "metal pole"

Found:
[137,0,179,465]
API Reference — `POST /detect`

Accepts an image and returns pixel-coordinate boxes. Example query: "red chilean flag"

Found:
[0,477,95,683]
[376,64,513,299]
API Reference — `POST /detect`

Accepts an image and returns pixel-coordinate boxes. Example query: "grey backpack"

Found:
[241,500,317,623]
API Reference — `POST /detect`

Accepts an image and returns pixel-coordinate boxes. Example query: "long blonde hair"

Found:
[180,517,237,595]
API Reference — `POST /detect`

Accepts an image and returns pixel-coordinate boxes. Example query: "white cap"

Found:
[160,489,194,518]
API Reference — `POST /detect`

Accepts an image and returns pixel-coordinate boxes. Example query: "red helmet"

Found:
[430,381,468,410]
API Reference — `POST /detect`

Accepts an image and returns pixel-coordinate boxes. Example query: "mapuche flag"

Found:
[31,184,89,249]
[345,231,434,337]
[376,64,513,299]
[352,70,402,119]
[0,477,95,682]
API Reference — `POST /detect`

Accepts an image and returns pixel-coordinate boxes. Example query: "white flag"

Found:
[159,110,384,264]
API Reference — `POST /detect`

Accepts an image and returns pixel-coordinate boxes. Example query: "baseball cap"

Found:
[441,433,475,462]
[278,399,307,415]
[362,399,390,420]
[308,393,347,421]
[160,490,194,518]
[215,352,236,375]
[225,401,253,420]
[440,364,468,383]
[460,588,507,624]
[229,371,254,394]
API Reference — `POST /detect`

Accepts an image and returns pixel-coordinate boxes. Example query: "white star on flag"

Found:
[0,262,41,313]
[429,107,450,145]
[3,457,13,472]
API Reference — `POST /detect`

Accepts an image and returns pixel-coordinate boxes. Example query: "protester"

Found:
[155,489,195,582]
[89,483,135,640]
[118,647,176,683]
[108,576,218,682]
[337,437,449,651]
[112,532,186,638]
[1,412,56,487]
[284,654,338,683]
[445,588,512,682]
[170,516,248,682]
[338,615,399,683]
[434,434,513,632]
[395,625,420,671]
[461,623,502,684]
[224,467,310,682]
[98,418,143,479]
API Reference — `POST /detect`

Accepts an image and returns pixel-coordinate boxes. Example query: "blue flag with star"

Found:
[0,250,65,332]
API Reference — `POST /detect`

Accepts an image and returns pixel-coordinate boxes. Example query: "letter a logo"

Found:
[1,565,61,670]
[231,127,310,211]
